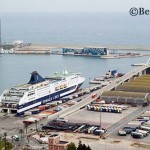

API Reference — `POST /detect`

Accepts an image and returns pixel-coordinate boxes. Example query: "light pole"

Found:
[100,107,101,130]
[3,132,7,150]
[11,136,14,143]
[35,120,38,132]
[24,124,28,134]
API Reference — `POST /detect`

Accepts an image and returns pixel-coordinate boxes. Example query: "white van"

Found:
[13,135,19,141]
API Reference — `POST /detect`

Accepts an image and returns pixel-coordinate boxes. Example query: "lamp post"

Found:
[24,124,28,134]
[3,132,7,150]
[11,136,14,143]
[100,108,101,130]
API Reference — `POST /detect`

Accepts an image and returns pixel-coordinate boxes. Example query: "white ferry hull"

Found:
[0,70,85,116]
[16,83,83,116]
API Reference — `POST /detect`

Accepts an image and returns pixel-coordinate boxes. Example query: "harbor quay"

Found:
[16,44,150,51]
[0,65,150,149]
[14,44,150,55]
[1,42,150,55]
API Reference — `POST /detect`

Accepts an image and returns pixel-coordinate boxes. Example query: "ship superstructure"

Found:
[0,69,85,116]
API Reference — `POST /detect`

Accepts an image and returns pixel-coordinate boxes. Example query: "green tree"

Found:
[77,141,92,150]
[77,140,82,150]
[82,144,87,150]
[87,145,92,150]
[67,142,76,150]
[3,132,7,150]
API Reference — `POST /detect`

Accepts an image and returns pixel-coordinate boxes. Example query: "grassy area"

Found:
[0,140,5,150]
[0,140,14,150]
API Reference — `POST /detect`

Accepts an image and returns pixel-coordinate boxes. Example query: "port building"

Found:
[62,47,83,55]
[0,44,15,54]
[101,74,150,105]
[62,46,107,56]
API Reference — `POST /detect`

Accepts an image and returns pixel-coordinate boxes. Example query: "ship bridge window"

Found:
[28,93,35,96]
[70,77,77,80]
[20,89,28,91]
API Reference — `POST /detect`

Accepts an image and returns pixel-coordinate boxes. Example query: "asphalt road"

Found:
[106,105,150,136]
[3,64,150,148]
[25,64,150,134]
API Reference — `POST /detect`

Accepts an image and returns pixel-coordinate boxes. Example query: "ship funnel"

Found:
[28,71,45,84]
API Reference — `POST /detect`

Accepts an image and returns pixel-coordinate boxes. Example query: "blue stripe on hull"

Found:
[16,83,83,116]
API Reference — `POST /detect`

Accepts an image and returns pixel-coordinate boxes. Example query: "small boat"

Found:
[131,63,146,66]
[131,58,150,66]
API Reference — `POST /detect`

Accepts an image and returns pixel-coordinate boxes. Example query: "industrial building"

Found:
[101,74,150,105]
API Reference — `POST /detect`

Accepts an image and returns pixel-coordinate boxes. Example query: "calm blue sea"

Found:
[0,12,150,45]
[0,12,150,93]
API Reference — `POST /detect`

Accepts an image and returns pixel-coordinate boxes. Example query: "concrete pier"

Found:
[15,45,51,54]
[29,44,150,50]
[14,44,150,54]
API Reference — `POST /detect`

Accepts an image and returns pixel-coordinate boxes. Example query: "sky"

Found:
[0,0,150,13]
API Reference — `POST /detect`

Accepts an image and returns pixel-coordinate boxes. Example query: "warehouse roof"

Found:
[101,91,148,99]
[116,85,150,93]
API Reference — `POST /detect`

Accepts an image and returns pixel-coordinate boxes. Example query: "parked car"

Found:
[118,130,127,136]
[131,132,144,139]
[123,126,136,132]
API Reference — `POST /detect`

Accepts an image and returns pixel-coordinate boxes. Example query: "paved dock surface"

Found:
[106,105,150,136]
[26,64,150,134]
[16,44,150,51]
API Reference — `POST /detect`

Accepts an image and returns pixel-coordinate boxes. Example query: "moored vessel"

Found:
[0,69,85,116]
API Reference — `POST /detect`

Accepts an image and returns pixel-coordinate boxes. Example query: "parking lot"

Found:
[64,106,139,128]
[0,114,24,131]
[110,107,150,144]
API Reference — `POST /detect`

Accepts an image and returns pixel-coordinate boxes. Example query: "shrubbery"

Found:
[67,141,92,150]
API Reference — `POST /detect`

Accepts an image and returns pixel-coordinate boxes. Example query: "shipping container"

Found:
[91,127,98,134]
[94,130,101,135]
[24,111,32,116]
[31,109,41,114]
[89,127,96,134]
[88,127,93,134]
[77,125,86,132]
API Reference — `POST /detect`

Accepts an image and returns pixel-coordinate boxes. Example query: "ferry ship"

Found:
[0,69,85,116]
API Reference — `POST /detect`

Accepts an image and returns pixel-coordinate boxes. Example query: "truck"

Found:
[136,129,149,137]
[140,126,150,132]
